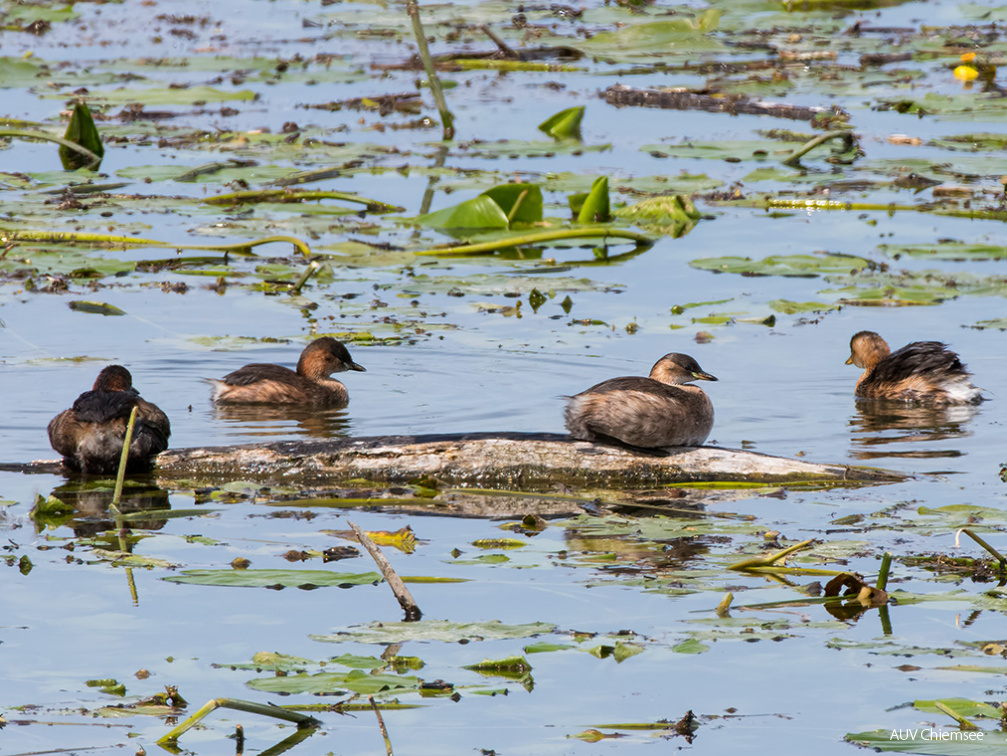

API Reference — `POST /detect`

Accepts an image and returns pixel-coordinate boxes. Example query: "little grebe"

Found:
[48,365,171,474]
[846,331,983,405]
[564,353,717,449]
[210,337,365,407]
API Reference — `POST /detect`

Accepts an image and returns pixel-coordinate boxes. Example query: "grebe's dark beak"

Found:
[693,371,717,382]
[348,362,367,372]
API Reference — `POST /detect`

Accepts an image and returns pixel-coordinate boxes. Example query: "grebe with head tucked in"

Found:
[48,365,171,474]
[564,353,717,449]
[209,337,366,407]
[846,331,983,406]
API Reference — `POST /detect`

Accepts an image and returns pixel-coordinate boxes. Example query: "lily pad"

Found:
[163,569,382,588]
[65,86,258,106]
[312,620,557,644]
[247,668,421,695]
[691,253,872,277]
[538,106,585,141]
[576,13,724,58]
[845,728,1006,753]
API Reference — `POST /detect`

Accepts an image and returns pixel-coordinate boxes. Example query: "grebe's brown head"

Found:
[649,353,717,386]
[296,337,366,380]
[92,365,134,393]
[846,331,890,370]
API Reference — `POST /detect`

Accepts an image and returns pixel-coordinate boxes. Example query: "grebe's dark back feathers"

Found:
[70,387,140,424]
[219,363,295,387]
[874,341,965,381]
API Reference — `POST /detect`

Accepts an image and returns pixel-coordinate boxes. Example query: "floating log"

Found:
[153,432,903,490]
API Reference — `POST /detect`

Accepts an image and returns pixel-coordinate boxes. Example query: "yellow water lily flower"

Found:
[954,65,979,82]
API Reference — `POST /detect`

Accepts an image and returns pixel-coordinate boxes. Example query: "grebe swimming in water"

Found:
[846,331,983,406]
[209,337,365,407]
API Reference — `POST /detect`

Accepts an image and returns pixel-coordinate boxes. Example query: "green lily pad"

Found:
[880,242,1007,261]
[463,655,532,673]
[845,728,1006,753]
[64,86,258,106]
[0,56,48,88]
[68,301,126,316]
[311,620,557,644]
[588,642,645,662]
[60,102,104,171]
[570,176,610,223]
[691,253,872,277]
[576,12,724,58]
[247,668,421,695]
[769,299,838,314]
[163,569,382,588]
[538,106,584,141]
[643,139,788,162]
[672,638,710,654]
[414,195,510,229]
[480,183,544,225]
[914,699,1002,718]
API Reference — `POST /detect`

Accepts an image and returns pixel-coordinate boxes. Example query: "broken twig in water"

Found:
[781,130,857,167]
[290,261,319,295]
[956,528,1007,568]
[349,520,422,621]
[370,695,394,756]
[481,24,517,58]
[728,538,817,572]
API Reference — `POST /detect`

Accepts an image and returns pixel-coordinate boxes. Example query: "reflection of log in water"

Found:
[154,433,904,489]
[849,401,979,460]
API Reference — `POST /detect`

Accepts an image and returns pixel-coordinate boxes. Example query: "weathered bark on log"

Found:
[604,83,841,122]
[152,432,903,490]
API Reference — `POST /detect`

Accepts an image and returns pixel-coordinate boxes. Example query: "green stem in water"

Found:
[370,696,395,756]
[739,197,1007,224]
[0,229,313,257]
[112,406,138,508]
[781,130,856,167]
[258,727,320,756]
[878,604,893,636]
[405,0,455,140]
[414,227,653,256]
[876,551,892,591]
[203,189,404,214]
[728,538,816,571]
[0,128,102,167]
[157,697,321,745]
[934,701,980,731]
[291,261,319,295]
[452,59,584,72]
[506,190,529,226]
